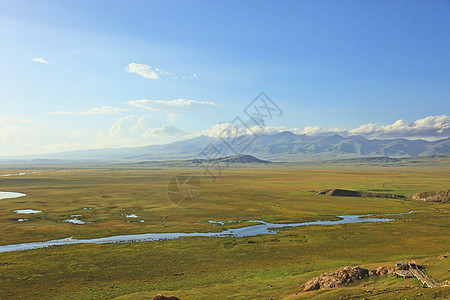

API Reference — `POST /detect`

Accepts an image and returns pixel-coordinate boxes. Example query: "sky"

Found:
[0,0,449,156]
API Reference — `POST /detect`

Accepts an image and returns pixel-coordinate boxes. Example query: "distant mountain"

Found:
[192,154,271,164]
[112,153,450,169]
[1,132,449,162]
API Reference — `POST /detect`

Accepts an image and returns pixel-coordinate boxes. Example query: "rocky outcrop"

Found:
[153,295,181,300]
[298,266,397,293]
[315,189,405,199]
[315,189,361,197]
[412,190,450,203]
[368,266,397,276]
[438,252,449,260]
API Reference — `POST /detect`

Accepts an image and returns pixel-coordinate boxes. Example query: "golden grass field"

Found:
[0,166,448,299]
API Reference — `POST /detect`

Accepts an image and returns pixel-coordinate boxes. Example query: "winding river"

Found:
[0,211,412,253]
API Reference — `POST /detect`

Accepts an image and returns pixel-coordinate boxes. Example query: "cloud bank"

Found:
[202,115,450,140]
[142,125,191,138]
[50,105,128,115]
[127,99,218,113]
[1,113,448,157]
[346,115,449,139]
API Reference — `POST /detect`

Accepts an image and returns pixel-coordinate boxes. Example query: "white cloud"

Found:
[347,115,450,139]
[126,63,159,79]
[294,126,324,136]
[125,63,179,79]
[0,113,191,156]
[130,115,151,133]
[46,116,155,153]
[31,57,48,64]
[127,99,217,113]
[107,116,194,145]
[110,115,137,136]
[200,122,286,138]
[201,115,450,140]
[201,122,234,138]
[50,105,129,115]
[166,113,177,122]
[126,63,197,80]
[142,125,192,138]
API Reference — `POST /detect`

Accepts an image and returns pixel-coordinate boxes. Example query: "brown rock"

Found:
[298,265,401,293]
[298,266,370,293]
[372,266,397,275]
[412,189,450,203]
[153,295,181,300]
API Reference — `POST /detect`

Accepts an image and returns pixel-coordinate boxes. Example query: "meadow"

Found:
[0,165,448,299]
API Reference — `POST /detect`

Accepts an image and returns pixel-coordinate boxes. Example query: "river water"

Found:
[0,211,412,253]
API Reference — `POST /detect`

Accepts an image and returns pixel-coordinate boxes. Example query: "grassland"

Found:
[0,165,448,299]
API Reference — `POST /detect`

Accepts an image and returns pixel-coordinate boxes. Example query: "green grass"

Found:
[0,166,449,299]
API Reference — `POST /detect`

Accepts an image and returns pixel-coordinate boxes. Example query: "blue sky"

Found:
[0,0,449,156]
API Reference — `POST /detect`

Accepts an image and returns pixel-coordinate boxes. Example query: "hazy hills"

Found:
[191,154,270,164]
[1,131,449,162]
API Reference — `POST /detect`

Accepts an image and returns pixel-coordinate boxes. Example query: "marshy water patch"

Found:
[64,218,87,225]
[0,172,38,177]
[208,220,225,225]
[124,214,139,218]
[0,211,412,253]
[14,209,41,214]
[0,192,26,200]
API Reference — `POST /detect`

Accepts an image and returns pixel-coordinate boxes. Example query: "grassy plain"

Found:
[0,165,448,299]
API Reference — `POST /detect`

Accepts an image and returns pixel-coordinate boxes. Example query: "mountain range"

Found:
[2,131,449,162]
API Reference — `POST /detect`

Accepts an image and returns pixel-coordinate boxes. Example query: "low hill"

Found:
[192,154,270,164]
[126,154,271,168]
[314,189,406,199]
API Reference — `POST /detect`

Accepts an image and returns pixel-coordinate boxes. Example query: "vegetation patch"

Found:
[0,167,448,299]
